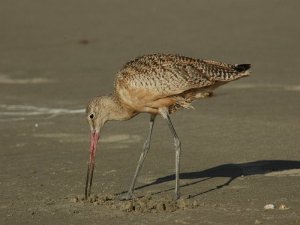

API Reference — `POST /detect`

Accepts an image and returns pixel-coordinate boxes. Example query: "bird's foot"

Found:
[118,192,136,201]
[173,192,181,201]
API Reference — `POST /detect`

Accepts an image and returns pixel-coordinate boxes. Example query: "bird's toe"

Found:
[118,192,136,201]
[173,193,181,201]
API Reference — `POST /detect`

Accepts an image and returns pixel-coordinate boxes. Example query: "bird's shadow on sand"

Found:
[128,160,300,198]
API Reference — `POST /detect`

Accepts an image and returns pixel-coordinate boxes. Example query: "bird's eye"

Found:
[89,114,94,119]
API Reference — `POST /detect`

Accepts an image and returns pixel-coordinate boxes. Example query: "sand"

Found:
[0,0,300,224]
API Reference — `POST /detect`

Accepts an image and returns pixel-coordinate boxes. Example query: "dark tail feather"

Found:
[235,64,251,73]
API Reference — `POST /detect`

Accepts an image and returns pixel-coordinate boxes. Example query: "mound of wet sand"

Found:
[70,193,200,213]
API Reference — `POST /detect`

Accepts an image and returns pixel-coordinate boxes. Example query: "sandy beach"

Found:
[0,0,299,224]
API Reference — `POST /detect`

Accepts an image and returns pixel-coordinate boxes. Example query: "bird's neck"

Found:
[105,95,136,121]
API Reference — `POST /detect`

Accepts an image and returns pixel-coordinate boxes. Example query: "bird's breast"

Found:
[116,84,175,114]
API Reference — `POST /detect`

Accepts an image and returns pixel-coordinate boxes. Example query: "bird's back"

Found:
[115,54,250,94]
[114,54,251,113]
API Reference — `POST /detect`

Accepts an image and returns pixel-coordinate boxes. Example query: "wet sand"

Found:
[0,0,300,224]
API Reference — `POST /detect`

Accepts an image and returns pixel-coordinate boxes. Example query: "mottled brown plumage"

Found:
[84,53,251,200]
[113,54,250,114]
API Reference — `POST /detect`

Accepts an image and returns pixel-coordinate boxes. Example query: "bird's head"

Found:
[84,96,110,199]
[84,95,134,199]
[86,96,110,134]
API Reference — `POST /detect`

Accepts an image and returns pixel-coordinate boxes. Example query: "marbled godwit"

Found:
[85,53,251,200]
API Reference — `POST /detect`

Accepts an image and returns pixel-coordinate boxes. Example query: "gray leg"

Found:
[159,108,181,200]
[120,114,156,200]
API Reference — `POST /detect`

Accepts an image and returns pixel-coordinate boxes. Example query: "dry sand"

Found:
[0,0,300,224]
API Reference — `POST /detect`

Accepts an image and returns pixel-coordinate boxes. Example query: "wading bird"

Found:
[85,53,251,200]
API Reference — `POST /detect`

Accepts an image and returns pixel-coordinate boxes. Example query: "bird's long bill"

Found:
[85,132,100,200]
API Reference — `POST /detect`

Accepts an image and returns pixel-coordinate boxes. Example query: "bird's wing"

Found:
[114,54,215,99]
[115,54,250,100]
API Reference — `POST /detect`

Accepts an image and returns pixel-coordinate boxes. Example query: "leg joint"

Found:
[174,138,181,149]
[143,141,150,151]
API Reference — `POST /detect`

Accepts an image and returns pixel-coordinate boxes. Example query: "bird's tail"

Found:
[215,63,252,81]
[234,64,251,76]
[202,59,251,81]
